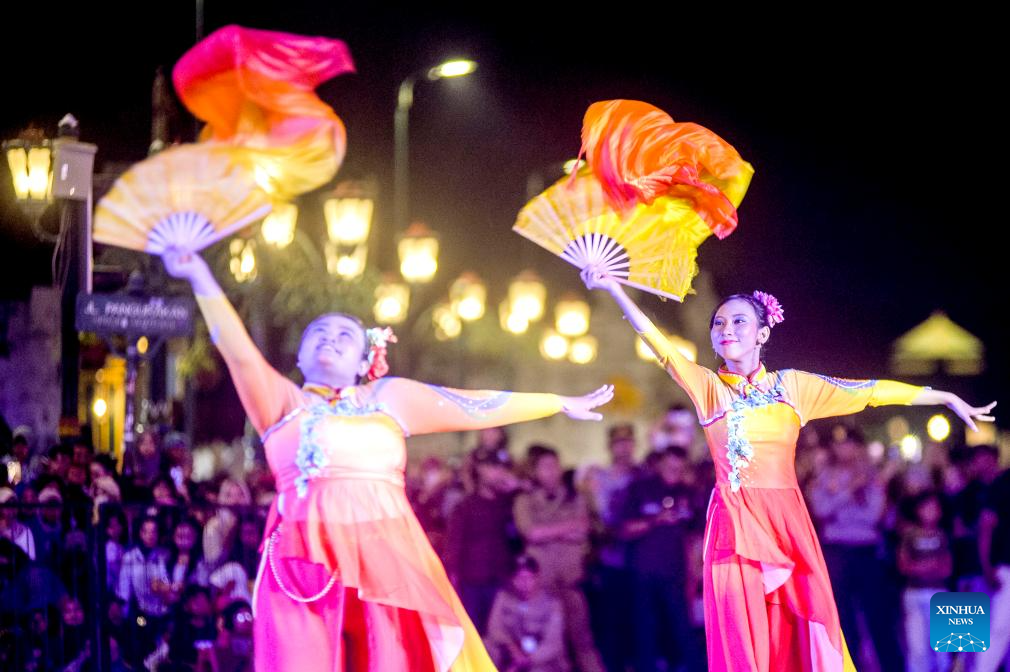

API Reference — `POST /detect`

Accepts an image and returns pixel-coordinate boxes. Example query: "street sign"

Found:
[76,293,194,337]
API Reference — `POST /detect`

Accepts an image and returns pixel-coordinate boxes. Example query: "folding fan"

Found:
[514,99,754,300]
[93,143,272,253]
[514,170,713,301]
[94,25,359,255]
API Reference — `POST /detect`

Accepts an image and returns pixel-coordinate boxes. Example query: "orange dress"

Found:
[197,294,565,672]
[636,322,923,672]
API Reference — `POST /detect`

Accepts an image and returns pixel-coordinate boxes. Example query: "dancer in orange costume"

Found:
[162,247,613,672]
[581,268,995,672]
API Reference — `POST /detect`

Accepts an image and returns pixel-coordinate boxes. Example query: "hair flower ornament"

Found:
[752,291,784,327]
[365,327,397,381]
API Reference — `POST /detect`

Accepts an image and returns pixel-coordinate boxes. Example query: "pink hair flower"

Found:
[752,291,785,327]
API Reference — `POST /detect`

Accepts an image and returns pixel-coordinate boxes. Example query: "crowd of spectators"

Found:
[2,405,1008,672]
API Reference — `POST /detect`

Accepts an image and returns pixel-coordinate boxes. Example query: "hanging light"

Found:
[569,335,598,364]
[540,329,569,361]
[433,302,462,340]
[229,239,257,283]
[450,272,486,322]
[927,415,952,442]
[261,202,297,248]
[325,242,367,280]
[499,300,529,335]
[899,434,923,462]
[508,270,546,322]
[886,416,911,444]
[324,180,375,246]
[4,131,53,215]
[555,295,590,337]
[373,276,410,324]
[92,398,108,419]
[398,222,439,283]
[4,138,52,202]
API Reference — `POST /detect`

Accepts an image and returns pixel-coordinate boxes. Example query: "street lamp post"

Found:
[3,129,53,240]
[4,115,96,435]
[393,78,413,236]
[393,59,477,233]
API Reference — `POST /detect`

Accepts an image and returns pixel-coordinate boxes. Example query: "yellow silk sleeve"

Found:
[195,294,301,435]
[369,377,563,436]
[867,379,926,407]
[636,322,719,419]
[784,370,924,424]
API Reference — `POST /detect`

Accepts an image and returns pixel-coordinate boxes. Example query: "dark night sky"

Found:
[2,5,1005,415]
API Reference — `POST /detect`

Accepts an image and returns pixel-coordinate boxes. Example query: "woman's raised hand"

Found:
[161,247,219,295]
[580,265,621,294]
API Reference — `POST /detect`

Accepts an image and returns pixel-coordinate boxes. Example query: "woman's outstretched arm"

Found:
[162,248,299,435]
[369,378,613,436]
[785,370,996,431]
[581,266,717,416]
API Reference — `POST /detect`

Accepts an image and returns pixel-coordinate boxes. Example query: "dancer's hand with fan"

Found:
[580,265,621,294]
[514,100,754,302]
[162,247,222,298]
[581,265,655,335]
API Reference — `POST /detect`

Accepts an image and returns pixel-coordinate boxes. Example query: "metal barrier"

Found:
[1,499,266,671]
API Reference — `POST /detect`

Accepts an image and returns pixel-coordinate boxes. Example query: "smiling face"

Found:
[710,298,770,369]
[297,314,370,387]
